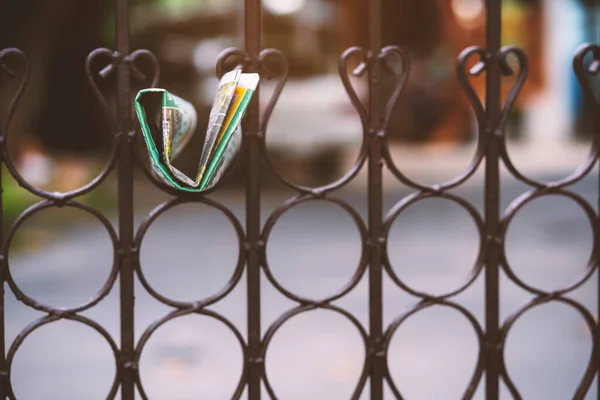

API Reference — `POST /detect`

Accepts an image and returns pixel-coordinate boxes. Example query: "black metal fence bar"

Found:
[0,51,7,400]
[0,0,598,399]
[115,0,136,398]
[243,0,263,398]
[484,1,502,398]
[367,0,384,398]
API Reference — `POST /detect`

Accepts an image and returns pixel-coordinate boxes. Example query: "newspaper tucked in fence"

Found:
[134,70,260,192]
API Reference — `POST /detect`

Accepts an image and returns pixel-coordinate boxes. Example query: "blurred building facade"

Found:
[126,0,600,144]
[1,0,598,163]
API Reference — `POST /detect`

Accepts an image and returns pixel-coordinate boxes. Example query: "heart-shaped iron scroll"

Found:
[501,44,599,188]
[574,43,600,110]
[87,48,160,120]
[91,49,161,187]
[127,49,225,198]
[498,46,528,129]
[384,46,486,192]
[457,46,488,129]
[339,46,370,127]
[0,49,42,197]
[379,46,411,134]
[215,47,292,194]
[0,48,121,200]
[220,46,395,195]
[0,48,29,138]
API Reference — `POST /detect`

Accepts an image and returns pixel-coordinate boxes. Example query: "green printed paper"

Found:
[134,70,260,192]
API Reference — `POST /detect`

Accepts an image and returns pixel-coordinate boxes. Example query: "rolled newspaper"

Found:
[134,70,260,192]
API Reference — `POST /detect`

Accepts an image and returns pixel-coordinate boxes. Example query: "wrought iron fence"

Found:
[0,0,599,399]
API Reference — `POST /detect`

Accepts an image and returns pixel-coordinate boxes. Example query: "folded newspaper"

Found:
[134,70,260,192]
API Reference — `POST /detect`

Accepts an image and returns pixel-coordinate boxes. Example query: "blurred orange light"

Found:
[452,0,484,22]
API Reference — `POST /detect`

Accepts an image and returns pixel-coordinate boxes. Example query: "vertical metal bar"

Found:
[243,0,261,398]
[368,0,384,398]
[596,6,600,399]
[0,133,5,399]
[484,0,502,399]
[580,8,600,398]
[115,0,135,398]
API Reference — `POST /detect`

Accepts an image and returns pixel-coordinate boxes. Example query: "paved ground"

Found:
[4,142,599,400]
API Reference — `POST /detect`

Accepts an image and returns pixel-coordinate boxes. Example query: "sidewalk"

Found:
[7,162,598,399]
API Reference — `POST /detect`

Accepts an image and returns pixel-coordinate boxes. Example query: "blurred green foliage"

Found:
[2,166,118,251]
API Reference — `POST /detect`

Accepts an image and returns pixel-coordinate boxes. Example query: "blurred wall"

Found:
[0,0,111,156]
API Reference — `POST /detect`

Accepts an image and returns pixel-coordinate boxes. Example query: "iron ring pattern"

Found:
[261,195,369,305]
[382,300,486,399]
[127,49,250,397]
[0,45,131,399]
[5,314,121,400]
[3,199,120,314]
[379,45,488,396]
[0,0,599,398]
[382,191,487,300]
[134,197,246,309]
[219,45,375,398]
[491,44,600,398]
[498,296,599,400]
[259,304,370,399]
[379,42,600,398]
[134,308,248,400]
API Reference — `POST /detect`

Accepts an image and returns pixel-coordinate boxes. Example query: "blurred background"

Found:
[0,0,599,399]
